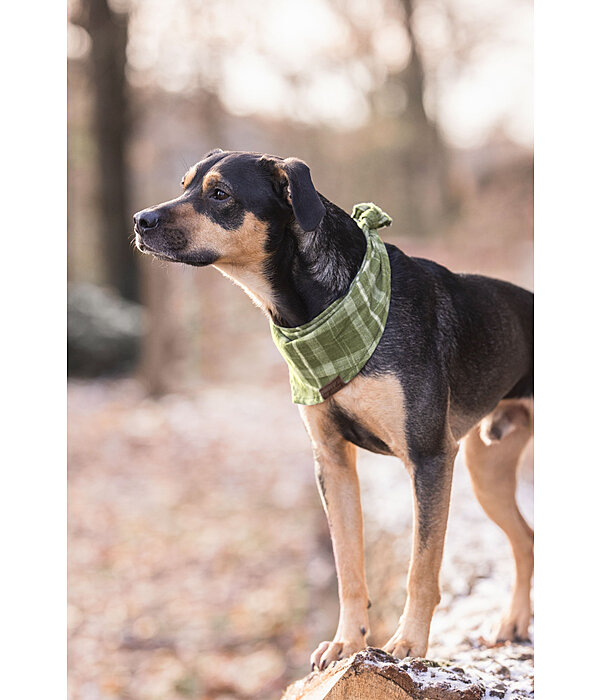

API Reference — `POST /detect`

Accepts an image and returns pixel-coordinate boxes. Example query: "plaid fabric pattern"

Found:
[270,202,392,405]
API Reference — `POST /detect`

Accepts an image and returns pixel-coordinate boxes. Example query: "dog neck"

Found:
[213,197,367,327]
[265,197,368,327]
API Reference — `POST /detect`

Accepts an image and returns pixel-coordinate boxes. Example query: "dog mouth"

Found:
[135,229,218,267]
[136,237,175,260]
[134,228,178,261]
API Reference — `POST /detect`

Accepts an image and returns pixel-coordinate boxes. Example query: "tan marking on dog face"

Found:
[173,202,277,315]
[201,170,228,195]
[182,164,199,190]
[172,204,266,263]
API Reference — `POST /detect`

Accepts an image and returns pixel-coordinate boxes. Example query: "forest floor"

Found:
[68,377,533,700]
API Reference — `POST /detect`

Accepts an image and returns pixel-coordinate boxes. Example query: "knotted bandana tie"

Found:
[270,202,392,405]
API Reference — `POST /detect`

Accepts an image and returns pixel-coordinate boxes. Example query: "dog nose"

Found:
[134,209,160,231]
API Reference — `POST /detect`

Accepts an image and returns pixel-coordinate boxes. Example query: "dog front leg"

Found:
[384,445,457,658]
[311,444,371,669]
[300,407,370,670]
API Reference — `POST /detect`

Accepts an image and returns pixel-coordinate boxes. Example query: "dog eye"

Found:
[211,188,230,201]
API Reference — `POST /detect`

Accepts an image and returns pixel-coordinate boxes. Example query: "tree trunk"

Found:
[138,259,187,396]
[394,0,458,237]
[76,0,138,300]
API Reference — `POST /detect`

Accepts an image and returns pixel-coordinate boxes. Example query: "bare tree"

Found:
[392,0,457,235]
[72,0,138,300]
[326,0,458,236]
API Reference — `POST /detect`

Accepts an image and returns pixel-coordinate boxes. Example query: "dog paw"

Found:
[310,638,366,671]
[494,607,532,643]
[382,632,427,659]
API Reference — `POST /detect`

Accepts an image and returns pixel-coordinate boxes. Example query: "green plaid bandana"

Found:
[270,202,392,405]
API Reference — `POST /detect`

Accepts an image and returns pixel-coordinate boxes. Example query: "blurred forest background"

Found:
[67,0,533,699]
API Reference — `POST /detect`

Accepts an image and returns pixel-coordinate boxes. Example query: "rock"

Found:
[281,648,486,700]
[67,283,144,376]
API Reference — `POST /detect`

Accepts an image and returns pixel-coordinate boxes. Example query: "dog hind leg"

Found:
[463,400,534,642]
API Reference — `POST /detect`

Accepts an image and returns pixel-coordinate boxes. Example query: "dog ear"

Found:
[261,156,325,232]
[202,148,224,159]
[281,158,325,231]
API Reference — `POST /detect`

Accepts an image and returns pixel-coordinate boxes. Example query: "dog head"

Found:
[133,149,325,269]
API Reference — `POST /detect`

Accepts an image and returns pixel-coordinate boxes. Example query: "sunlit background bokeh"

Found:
[69,0,533,143]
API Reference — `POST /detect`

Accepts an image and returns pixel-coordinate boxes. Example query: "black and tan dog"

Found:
[134,149,534,669]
